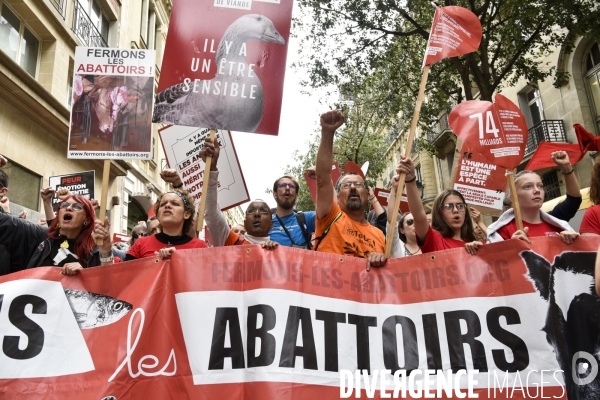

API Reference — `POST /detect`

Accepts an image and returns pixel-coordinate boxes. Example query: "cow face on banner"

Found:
[448,94,529,171]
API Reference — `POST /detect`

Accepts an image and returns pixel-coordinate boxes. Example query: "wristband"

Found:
[172,182,184,188]
[369,197,378,202]
[562,169,574,175]
[100,251,114,263]
[405,176,417,183]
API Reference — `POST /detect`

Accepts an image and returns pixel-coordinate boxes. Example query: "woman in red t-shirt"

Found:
[394,156,482,255]
[580,162,600,236]
[124,190,207,260]
[487,171,578,243]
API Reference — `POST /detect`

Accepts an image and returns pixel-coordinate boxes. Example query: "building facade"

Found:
[380,36,600,222]
[0,0,173,234]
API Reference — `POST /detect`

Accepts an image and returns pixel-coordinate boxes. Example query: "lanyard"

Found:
[275,214,300,246]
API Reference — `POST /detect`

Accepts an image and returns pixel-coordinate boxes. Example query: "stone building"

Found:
[380,35,600,224]
[0,0,173,233]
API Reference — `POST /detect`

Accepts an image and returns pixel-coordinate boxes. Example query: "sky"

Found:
[230,16,331,210]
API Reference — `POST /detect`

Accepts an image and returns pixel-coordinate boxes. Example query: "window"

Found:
[0,3,40,77]
[542,171,561,202]
[1,158,41,211]
[585,42,600,133]
[72,0,109,47]
[140,0,156,49]
[518,87,544,128]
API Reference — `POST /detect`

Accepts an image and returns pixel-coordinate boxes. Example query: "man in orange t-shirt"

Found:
[314,110,387,270]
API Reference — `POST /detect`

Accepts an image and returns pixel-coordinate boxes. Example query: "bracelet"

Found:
[405,176,417,183]
[100,250,113,258]
[100,254,114,263]
[562,169,574,175]
[172,182,184,188]
[369,197,378,202]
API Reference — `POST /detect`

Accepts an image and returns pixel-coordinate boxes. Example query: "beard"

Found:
[346,197,363,210]
[275,196,295,210]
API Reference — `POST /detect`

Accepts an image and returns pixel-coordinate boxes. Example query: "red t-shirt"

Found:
[496,220,562,240]
[127,234,207,259]
[580,204,600,235]
[420,226,466,253]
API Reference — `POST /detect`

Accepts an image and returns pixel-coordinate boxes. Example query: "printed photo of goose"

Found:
[152,14,285,133]
[62,288,133,329]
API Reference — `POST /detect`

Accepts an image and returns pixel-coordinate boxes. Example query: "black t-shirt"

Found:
[40,237,79,266]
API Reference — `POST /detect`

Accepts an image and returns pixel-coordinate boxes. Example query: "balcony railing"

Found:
[49,0,66,19]
[525,120,566,156]
[427,113,450,143]
[72,1,108,48]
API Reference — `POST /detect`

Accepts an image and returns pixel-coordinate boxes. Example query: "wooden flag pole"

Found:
[196,129,216,231]
[506,169,524,231]
[96,159,111,246]
[385,65,431,258]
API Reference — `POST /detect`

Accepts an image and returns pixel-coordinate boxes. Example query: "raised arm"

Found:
[40,187,56,221]
[552,151,580,197]
[316,110,345,220]
[395,156,429,243]
[369,187,385,216]
[201,138,230,246]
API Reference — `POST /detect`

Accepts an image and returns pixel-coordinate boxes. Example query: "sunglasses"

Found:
[59,202,85,211]
[404,219,414,226]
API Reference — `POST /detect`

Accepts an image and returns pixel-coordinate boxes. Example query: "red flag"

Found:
[525,142,583,171]
[424,6,482,66]
[574,123,600,152]
[448,94,529,170]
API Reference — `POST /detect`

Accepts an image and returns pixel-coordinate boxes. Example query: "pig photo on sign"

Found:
[69,74,153,153]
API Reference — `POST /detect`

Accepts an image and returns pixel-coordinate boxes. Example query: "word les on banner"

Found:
[448,94,529,170]
[159,125,249,209]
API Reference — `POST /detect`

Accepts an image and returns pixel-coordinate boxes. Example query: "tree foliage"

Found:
[295,0,600,139]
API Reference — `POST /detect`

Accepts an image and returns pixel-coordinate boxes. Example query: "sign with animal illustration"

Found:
[154,0,293,135]
[48,170,95,207]
[1,238,599,398]
[158,125,249,209]
[68,47,156,159]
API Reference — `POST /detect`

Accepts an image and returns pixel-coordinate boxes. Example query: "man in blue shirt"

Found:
[269,176,315,248]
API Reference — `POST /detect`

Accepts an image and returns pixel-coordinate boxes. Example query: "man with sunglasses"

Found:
[269,176,315,249]
[200,138,278,249]
[315,110,387,270]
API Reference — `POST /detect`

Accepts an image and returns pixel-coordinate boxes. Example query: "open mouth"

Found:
[63,214,73,222]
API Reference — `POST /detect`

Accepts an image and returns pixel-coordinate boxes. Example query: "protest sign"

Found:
[373,188,409,213]
[305,163,341,205]
[2,237,599,398]
[68,47,156,159]
[159,125,249,209]
[454,150,506,211]
[153,0,293,135]
[112,233,130,243]
[424,6,483,66]
[448,94,528,171]
[48,170,95,208]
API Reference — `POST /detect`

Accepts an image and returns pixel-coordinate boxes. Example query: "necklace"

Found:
[405,245,421,256]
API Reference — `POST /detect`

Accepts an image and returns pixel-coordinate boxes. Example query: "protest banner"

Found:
[386,5,482,257]
[68,47,156,160]
[48,170,95,208]
[153,0,293,136]
[2,237,598,399]
[454,150,506,212]
[158,125,249,210]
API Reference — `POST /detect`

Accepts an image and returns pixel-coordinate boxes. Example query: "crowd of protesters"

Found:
[1,110,600,287]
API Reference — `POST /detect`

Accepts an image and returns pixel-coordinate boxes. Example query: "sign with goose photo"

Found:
[154,0,293,136]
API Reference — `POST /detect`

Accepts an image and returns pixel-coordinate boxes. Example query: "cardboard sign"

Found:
[112,233,130,243]
[373,188,409,213]
[424,6,482,66]
[454,150,507,210]
[159,126,249,210]
[68,47,156,159]
[448,94,528,170]
[2,237,600,398]
[48,170,95,207]
[153,0,293,135]
[304,163,341,205]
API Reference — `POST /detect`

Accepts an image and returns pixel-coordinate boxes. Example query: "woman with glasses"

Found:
[0,187,110,274]
[487,170,577,243]
[394,156,482,255]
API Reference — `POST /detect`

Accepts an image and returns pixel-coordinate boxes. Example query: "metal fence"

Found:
[427,113,450,143]
[72,1,108,48]
[48,0,66,19]
[525,120,566,157]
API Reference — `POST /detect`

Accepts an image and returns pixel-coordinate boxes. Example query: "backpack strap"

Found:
[313,212,342,252]
[295,211,313,250]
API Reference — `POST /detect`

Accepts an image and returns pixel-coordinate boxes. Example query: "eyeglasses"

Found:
[405,219,414,226]
[246,207,270,215]
[442,203,467,213]
[339,181,366,190]
[278,183,295,190]
[59,202,85,211]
